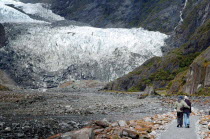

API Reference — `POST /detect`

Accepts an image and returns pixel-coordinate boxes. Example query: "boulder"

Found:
[144,85,156,95]
[118,120,127,127]
[121,129,139,139]
[61,128,94,139]
[94,120,109,128]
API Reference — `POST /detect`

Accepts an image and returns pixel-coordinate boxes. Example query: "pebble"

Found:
[5,127,11,132]
[0,122,5,129]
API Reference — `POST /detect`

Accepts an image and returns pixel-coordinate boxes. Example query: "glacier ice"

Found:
[0,2,37,23]
[0,0,64,23]
[0,0,169,88]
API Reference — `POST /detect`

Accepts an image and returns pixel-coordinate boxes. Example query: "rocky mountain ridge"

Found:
[50,0,184,33]
[104,0,210,95]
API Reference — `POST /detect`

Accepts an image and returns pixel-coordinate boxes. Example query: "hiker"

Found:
[183,96,191,128]
[174,96,190,128]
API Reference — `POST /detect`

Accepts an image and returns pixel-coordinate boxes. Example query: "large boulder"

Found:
[61,128,94,139]
[144,85,156,95]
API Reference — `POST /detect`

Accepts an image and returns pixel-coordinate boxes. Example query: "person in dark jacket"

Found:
[174,96,190,128]
[183,96,191,128]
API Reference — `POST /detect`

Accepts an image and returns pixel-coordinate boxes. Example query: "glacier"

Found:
[0,0,64,23]
[0,0,168,88]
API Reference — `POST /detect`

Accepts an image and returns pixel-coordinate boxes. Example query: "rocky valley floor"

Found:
[0,88,209,138]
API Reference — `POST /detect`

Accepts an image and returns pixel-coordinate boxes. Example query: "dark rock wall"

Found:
[0,24,6,48]
[165,0,210,50]
[51,0,183,33]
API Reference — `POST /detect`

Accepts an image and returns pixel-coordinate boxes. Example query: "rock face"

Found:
[183,47,210,94]
[0,24,6,48]
[51,0,183,33]
[104,0,210,94]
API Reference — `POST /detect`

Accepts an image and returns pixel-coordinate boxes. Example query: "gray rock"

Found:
[0,122,5,130]
[118,120,127,127]
[94,120,109,128]
[5,127,11,132]
[144,85,156,95]
[61,128,94,139]
[121,129,139,139]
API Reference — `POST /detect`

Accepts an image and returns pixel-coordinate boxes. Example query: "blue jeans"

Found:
[184,112,190,127]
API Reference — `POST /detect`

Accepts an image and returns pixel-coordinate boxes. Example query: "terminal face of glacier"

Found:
[0,0,168,88]
[3,23,168,88]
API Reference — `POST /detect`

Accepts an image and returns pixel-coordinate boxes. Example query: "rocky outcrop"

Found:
[183,46,210,94]
[165,0,210,51]
[51,0,184,33]
[0,23,6,48]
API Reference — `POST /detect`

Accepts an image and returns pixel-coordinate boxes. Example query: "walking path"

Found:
[158,116,200,139]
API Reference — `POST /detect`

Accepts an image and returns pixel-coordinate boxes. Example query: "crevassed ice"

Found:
[10,25,168,72]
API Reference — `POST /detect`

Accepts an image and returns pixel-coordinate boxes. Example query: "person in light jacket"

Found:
[174,96,190,127]
[183,96,192,128]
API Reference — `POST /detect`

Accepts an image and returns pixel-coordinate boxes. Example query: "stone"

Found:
[118,120,127,127]
[5,127,11,132]
[137,94,148,99]
[121,129,139,139]
[94,129,104,135]
[111,122,119,127]
[17,133,25,138]
[94,120,109,128]
[0,122,5,129]
[144,117,152,122]
[61,128,94,139]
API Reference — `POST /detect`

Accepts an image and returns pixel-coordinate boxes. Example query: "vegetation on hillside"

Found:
[104,1,210,96]
[0,84,10,91]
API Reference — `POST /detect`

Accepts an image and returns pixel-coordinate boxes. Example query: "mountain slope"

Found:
[51,0,184,33]
[104,0,210,94]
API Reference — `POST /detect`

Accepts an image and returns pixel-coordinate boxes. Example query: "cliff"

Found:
[182,47,210,94]
[51,0,183,33]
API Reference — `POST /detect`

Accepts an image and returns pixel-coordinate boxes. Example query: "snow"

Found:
[0,2,37,23]
[0,0,64,23]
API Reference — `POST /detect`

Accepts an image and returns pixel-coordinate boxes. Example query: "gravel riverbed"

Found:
[0,88,209,138]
